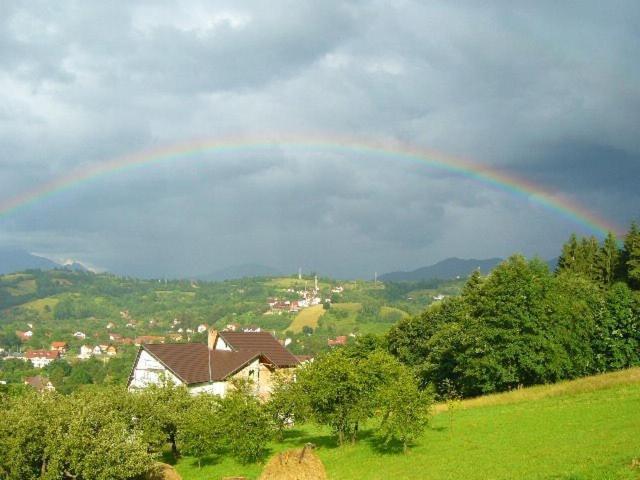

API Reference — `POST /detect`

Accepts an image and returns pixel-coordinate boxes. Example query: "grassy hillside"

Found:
[175,368,640,479]
[288,304,326,333]
[0,269,461,356]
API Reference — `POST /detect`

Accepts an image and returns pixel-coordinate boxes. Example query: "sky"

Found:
[1,1,639,279]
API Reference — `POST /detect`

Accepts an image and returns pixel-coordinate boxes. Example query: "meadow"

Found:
[175,368,640,480]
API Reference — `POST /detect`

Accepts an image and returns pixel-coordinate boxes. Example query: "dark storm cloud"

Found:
[1,1,639,277]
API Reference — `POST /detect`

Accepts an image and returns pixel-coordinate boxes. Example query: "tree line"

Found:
[0,344,434,480]
[387,222,640,397]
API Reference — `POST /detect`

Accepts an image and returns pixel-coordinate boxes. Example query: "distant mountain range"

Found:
[0,248,89,275]
[380,257,559,282]
[197,263,282,281]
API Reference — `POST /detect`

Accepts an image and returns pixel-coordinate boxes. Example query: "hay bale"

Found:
[145,462,182,480]
[259,444,327,480]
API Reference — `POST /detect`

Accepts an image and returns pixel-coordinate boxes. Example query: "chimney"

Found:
[207,328,218,350]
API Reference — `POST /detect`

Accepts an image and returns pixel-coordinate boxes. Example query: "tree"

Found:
[598,231,621,286]
[557,233,579,273]
[377,370,433,453]
[218,381,272,463]
[295,349,367,445]
[266,371,309,441]
[0,392,53,480]
[42,389,152,480]
[129,383,192,457]
[176,394,222,468]
[622,222,640,289]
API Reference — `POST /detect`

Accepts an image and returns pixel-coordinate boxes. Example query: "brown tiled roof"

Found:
[24,375,52,392]
[140,332,299,385]
[143,343,210,384]
[219,331,300,367]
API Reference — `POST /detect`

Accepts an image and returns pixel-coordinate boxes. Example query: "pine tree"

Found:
[597,231,620,286]
[578,236,601,282]
[557,233,579,273]
[622,222,640,289]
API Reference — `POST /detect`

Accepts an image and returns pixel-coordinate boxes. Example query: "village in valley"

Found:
[0,268,458,394]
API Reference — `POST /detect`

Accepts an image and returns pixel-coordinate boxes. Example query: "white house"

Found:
[78,345,93,359]
[128,329,299,398]
[25,350,60,368]
[73,331,86,340]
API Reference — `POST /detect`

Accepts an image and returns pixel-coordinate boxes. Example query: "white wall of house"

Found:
[214,336,232,351]
[129,350,183,390]
[29,357,54,369]
[189,381,227,396]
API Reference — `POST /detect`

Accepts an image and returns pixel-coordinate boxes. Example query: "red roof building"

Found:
[25,349,60,368]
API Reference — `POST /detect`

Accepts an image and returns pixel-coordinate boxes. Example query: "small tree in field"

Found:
[267,371,310,441]
[219,380,272,464]
[377,370,433,453]
[177,394,222,468]
[440,378,462,437]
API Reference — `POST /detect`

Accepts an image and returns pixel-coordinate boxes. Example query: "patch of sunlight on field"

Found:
[175,369,640,480]
[330,303,362,313]
[21,297,60,319]
[379,306,409,319]
[287,304,325,333]
[434,366,640,413]
[6,279,37,296]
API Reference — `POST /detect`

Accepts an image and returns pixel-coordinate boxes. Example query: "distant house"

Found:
[79,345,93,359]
[73,331,86,340]
[16,330,33,342]
[327,335,348,347]
[167,333,183,342]
[134,335,166,346]
[50,341,68,353]
[242,326,262,333]
[196,324,208,334]
[106,322,116,329]
[128,329,300,398]
[24,375,55,393]
[106,345,117,356]
[25,350,60,368]
[109,333,122,342]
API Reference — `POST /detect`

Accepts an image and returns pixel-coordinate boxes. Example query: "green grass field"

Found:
[287,304,326,333]
[174,368,640,480]
[21,297,60,320]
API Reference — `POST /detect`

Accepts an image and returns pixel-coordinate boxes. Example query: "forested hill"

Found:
[0,268,463,356]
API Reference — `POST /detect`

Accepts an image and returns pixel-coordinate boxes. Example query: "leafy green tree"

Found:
[592,282,640,370]
[295,349,369,445]
[176,394,223,468]
[42,389,152,480]
[129,383,192,456]
[0,392,53,480]
[266,371,309,441]
[218,382,272,463]
[377,370,433,453]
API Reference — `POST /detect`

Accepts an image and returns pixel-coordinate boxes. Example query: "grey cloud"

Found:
[0,1,639,277]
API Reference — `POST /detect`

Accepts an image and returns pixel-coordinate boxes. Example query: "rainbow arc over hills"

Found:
[0,135,623,236]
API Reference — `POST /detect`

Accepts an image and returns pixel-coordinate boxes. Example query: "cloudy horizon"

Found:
[1,1,639,278]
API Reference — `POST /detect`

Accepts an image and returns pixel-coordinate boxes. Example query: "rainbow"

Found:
[0,134,623,236]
